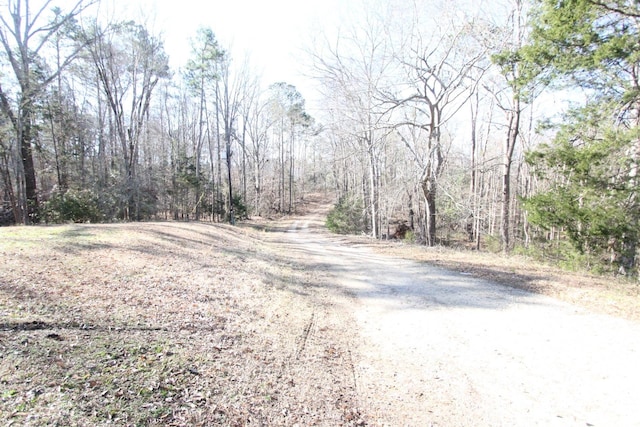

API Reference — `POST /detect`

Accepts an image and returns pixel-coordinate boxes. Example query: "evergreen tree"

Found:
[524,102,639,272]
[523,0,640,273]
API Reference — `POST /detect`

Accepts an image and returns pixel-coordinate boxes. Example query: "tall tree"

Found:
[267,82,309,213]
[0,0,96,223]
[184,27,224,220]
[216,55,251,224]
[491,0,541,253]
[387,15,486,246]
[523,0,640,272]
[86,21,170,219]
[311,14,395,238]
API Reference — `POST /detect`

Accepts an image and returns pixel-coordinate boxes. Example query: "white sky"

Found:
[104,0,343,111]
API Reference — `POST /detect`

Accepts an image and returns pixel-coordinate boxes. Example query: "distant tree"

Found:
[310,16,394,239]
[490,0,542,253]
[184,27,224,220]
[267,82,310,213]
[244,84,273,215]
[216,55,254,224]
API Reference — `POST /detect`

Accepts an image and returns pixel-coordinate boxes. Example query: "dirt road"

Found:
[281,205,640,426]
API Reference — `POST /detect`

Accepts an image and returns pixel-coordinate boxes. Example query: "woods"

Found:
[1,0,638,275]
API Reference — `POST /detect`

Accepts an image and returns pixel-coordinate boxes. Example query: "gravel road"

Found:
[285,210,640,426]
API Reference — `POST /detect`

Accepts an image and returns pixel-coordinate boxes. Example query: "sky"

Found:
[104,0,343,112]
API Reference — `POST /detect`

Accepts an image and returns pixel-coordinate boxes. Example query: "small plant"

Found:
[404,230,416,243]
[232,194,248,220]
[326,196,365,235]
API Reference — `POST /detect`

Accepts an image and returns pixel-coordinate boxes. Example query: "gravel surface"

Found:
[284,205,640,426]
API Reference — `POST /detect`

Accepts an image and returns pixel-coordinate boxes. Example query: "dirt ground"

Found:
[1,195,639,426]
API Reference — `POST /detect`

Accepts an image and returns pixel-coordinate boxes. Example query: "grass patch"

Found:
[0,221,361,426]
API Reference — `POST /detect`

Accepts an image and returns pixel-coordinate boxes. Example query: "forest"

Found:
[0,0,638,276]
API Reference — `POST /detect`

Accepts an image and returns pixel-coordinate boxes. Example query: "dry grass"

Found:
[0,222,361,426]
[370,240,640,322]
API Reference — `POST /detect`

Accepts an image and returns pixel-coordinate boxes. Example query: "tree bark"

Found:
[19,111,38,223]
[502,101,520,253]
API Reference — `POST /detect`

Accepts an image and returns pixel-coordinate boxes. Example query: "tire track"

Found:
[294,311,316,360]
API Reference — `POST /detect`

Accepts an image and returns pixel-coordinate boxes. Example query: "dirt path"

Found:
[278,201,640,426]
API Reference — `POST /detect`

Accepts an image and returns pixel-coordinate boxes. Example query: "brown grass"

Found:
[0,222,361,426]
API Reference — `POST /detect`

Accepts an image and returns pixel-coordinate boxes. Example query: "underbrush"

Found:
[513,240,622,277]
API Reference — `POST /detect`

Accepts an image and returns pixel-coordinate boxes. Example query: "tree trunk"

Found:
[19,113,38,223]
[421,175,437,246]
[502,103,520,253]
[367,141,378,239]
[226,132,234,224]
[280,117,285,213]
[0,148,19,224]
[289,119,295,213]
[215,81,223,222]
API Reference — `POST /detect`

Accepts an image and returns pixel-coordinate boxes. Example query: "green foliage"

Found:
[42,189,103,223]
[404,230,416,244]
[515,240,614,275]
[491,48,544,100]
[136,185,160,220]
[483,234,503,254]
[184,27,225,92]
[522,1,640,274]
[232,194,248,220]
[523,101,639,272]
[529,0,640,96]
[325,197,365,235]
[175,155,204,189]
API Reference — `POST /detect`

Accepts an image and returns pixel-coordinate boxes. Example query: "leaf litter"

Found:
[0,221,363,426]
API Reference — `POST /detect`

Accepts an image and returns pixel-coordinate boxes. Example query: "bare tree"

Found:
[216,55,252,224]
[0,0,97,223]
[385,16,487,245]
[310,15,396,238]
[244,84,273,215]
[267,82,309,213]
[489,0,540,252]
[86,20,169,219]
[184,27,224,220]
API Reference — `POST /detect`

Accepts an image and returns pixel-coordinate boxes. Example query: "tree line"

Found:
[0,0,318,227]
[1,0,638,276]
[314,0,640,275]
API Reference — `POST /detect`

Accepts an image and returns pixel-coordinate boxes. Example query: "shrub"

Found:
[232,194,248,220]
[42,190,103,223]
[404,230,416,243]
[326,197,365,235]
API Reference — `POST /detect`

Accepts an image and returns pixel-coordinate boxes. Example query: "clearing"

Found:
[1,196,639,426]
